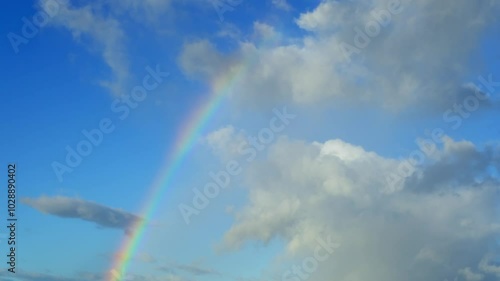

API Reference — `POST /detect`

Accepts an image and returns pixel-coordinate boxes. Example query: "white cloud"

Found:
[208,131,500,280]
[272,0,292,11]
[179,0,500,112]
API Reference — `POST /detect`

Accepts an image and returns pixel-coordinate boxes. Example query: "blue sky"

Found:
[2,0,500,281]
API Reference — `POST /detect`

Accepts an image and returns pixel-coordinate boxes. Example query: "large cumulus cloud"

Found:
[206,127,500,281]
[179,0,500,112]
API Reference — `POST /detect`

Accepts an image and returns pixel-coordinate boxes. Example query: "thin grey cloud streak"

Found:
[158,263,219,276]
[0,270,183,281]
[21,196,142,234]
[0,270,91,281]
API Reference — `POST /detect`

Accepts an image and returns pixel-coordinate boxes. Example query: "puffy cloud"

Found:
[208,130,500,280]
[22,196,142,234]
[404,136,500,193]
[179,0,500,112]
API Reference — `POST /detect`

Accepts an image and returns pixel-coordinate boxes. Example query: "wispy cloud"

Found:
[38,0,129,96]
[158,262,219,276]
[0,270,185,281]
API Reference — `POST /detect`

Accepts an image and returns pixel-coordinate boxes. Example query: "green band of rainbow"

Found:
[106,32,277,280]
[106,64,246,281]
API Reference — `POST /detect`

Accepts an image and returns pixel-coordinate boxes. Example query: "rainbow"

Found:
[106,60,249,281]
[106,30,280,280]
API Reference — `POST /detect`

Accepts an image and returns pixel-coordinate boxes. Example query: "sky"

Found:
[2,0,500,280]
